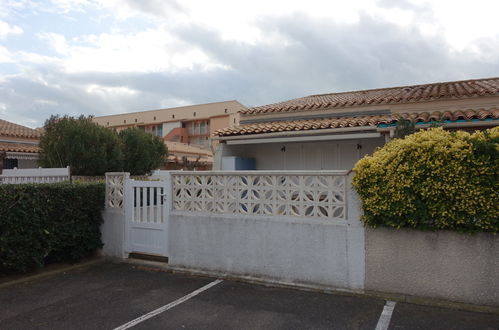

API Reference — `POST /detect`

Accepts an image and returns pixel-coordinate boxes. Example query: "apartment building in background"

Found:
[93,100,245,169]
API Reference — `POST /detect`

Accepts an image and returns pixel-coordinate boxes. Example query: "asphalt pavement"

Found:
[0,262,497,330]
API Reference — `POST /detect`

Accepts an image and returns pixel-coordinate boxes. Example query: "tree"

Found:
[119,128,168,175]
[39,115,123,175]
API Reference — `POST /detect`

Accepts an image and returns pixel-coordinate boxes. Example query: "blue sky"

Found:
[1,0,499,128]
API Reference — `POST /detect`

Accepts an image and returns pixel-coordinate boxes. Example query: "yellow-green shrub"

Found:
[352,127,498,233]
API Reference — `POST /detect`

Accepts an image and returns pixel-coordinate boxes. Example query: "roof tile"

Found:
[0,142,39,153]
[242,77,499,115]
[214,109,499,137]
[0,119,41,139]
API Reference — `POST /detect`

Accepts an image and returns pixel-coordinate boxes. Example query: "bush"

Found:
[0,182,105,272]
[39,115,123,175]
[353,127,498,233]
[119,128,168,175]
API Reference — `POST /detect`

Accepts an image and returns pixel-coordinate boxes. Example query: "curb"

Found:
[124,258,499,315]
[0,258,105,289]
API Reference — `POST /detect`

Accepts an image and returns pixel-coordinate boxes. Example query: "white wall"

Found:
[101,209,126,258]
[220,137,384,170]
[166,175,365,289]
[167,213,364,289]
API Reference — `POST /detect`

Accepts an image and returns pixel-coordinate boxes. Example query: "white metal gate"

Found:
[124,179,170,256]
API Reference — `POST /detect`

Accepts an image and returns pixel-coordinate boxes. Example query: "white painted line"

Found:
[375,300,396,330]
[114,279,223,330]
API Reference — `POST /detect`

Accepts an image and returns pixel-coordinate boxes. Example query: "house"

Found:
[213,77,499,170]
[0,119,41,172]
[93,100,245,169]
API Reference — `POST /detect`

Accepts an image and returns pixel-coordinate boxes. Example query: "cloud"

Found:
[0,46,14,63]
[2,2,499,128]
[120,0,185,17]
[173,14,499,102]
[0,20,23,39]
[36,29,228,73]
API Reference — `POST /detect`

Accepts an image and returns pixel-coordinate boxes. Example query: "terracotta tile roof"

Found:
[214,109,499,137]
[242,77,499,115]
[0,142,40,153]
[0,119,42,139]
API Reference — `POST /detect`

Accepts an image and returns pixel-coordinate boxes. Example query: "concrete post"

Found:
[345,172,366,290]
[101,172,130,258]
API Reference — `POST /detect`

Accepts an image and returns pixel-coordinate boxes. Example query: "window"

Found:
[148,124,163,137]
[156,124,163,137]
[186,120,209,136]
[3,158,18,169]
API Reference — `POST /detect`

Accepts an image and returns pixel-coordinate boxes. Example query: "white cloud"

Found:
[0,45,14,63]
[86,84,137,96]
[159,97,191,108]
[88,0,499,52]
[1,0,499,129]
[34,99,59,106]
[16,51,61,65]
[0,20,23,39]
[49,0,89,13]
[37,29,229,73]
[37,33,70,55]
[423,0,499,51]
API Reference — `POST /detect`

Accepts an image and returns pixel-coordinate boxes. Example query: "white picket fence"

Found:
[0,167,70,184]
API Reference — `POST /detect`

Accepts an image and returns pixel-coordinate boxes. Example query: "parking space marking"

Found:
[113,279,223,330]
[375,300,396,330]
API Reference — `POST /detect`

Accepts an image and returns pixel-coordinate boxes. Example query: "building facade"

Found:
[93,100,245,169]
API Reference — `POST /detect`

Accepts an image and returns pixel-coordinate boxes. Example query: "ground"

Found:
[0,262,498,330]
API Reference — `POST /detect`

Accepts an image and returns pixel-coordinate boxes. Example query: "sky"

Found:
[1,0,499,128]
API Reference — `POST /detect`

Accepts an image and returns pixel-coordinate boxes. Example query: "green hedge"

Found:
[0,182,105,272]
[353,127,498,233]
